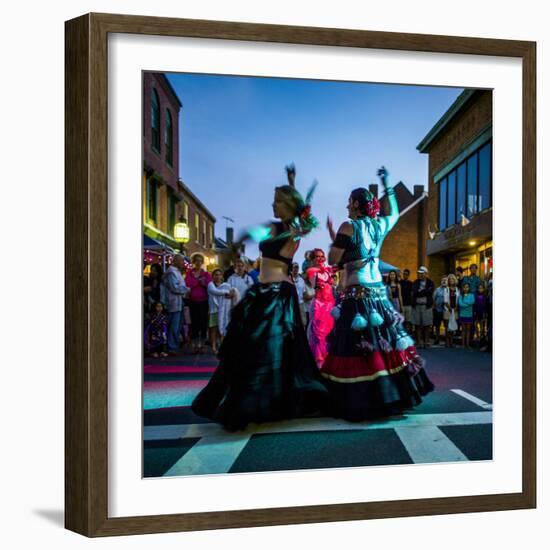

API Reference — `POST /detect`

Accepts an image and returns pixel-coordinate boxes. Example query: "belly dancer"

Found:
[192,165,329,430]
[305,248,336,367]
[322,166,434,421]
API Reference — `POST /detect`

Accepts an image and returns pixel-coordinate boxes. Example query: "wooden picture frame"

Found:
[65,12,536,537]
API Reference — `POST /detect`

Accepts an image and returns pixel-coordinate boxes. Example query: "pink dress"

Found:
[306,266,336,367]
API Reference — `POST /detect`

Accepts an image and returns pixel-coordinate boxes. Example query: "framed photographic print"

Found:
[65,13,536,537]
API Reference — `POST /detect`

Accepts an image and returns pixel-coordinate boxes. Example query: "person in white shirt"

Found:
[289,262,307,326]
[227,258,254,303]
[207,269,235,354]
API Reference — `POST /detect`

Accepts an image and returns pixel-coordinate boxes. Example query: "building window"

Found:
[456,162,466,222]
[209,224,214,248]
[202,219,207,246]
[151,88,161,152]
[467,154,478,217]
[182,201,189,223]
[447,170,456,227]
[439,177,447,230]
[437,139,492,231]
[478,142,492,212]
[168,191,177,235]
[146,178,158,224]
[165,109,173,166]
[194,213,200,242]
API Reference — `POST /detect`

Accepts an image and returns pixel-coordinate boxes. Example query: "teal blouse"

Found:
[457,293,475,317]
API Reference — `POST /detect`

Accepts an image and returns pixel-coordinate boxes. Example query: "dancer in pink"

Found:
[306,248,336,367]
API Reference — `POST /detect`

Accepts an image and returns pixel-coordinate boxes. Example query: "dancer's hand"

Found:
[377,166,389,179]
[285,163,296,186]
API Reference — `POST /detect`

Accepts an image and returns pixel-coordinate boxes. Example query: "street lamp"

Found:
[174,216,190,254]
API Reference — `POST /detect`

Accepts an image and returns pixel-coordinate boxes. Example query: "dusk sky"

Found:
[166,72,463,260]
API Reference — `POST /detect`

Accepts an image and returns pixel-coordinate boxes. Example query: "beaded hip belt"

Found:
[343,284,387,300]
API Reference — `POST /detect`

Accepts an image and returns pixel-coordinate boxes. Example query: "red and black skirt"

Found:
[321,283,434,421]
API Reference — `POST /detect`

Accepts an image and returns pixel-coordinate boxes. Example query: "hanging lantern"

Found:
[174,216,190,244]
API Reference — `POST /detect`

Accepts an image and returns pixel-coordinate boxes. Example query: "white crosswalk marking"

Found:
[394,425,469,463]
[144,388,493,476]
[144,410,492,441]
[451,389,492,410]
[164,434,251,476]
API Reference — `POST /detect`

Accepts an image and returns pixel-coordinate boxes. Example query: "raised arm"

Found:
[326,216,337,242]
[377,166,399,236]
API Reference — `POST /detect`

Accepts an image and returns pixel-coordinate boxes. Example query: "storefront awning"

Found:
[143,234,175,254]
[379,260,400,273]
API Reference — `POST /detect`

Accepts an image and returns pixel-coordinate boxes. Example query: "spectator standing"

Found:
[162,254,190,355]
[458,282,475,349]
[385,270,403,312]
[227,258,255,303]
[207,269,233,354]
[455,266,465,289]
[444,274,460,347]
[248,257,261,284]
[432,277,448,346]
[289,262,307,326]
[223,261,235,281]
[474,282,488,346]
[411,266,435,348]
[302,275,315,326]
[185,253,212,354]
[462,263,482,342]
[399,268,414,333]
[462,263,481,294]
[143,263,165,315]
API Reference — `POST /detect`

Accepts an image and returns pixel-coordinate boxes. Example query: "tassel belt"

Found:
[343,284,387,300]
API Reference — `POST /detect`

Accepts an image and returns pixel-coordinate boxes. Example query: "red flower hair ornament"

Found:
[365,197,381,218]
[300,204,312,219]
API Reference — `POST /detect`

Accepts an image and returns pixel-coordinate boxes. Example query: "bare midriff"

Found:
[342,258,383,287]
[259,256,292,283]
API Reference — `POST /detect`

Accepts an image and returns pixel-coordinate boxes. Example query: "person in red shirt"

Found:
[185,253,212,354]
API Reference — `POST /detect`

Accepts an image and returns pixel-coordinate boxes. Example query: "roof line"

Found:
[177,179,217,222]
[159,73,183,108]
[398,192,427,217]
[416,89,476,153]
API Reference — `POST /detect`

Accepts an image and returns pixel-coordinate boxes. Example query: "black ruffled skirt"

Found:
[322,283,434,421]
[192,281,329,430]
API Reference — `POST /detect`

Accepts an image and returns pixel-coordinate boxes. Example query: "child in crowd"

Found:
[207,269,234,354]
[457,282,475,349]
[144,301,168,358]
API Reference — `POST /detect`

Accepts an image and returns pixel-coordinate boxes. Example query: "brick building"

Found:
[417,89,493,284]
[142,72,217,268]
[371,182,427,274]
[176,179,217,267]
